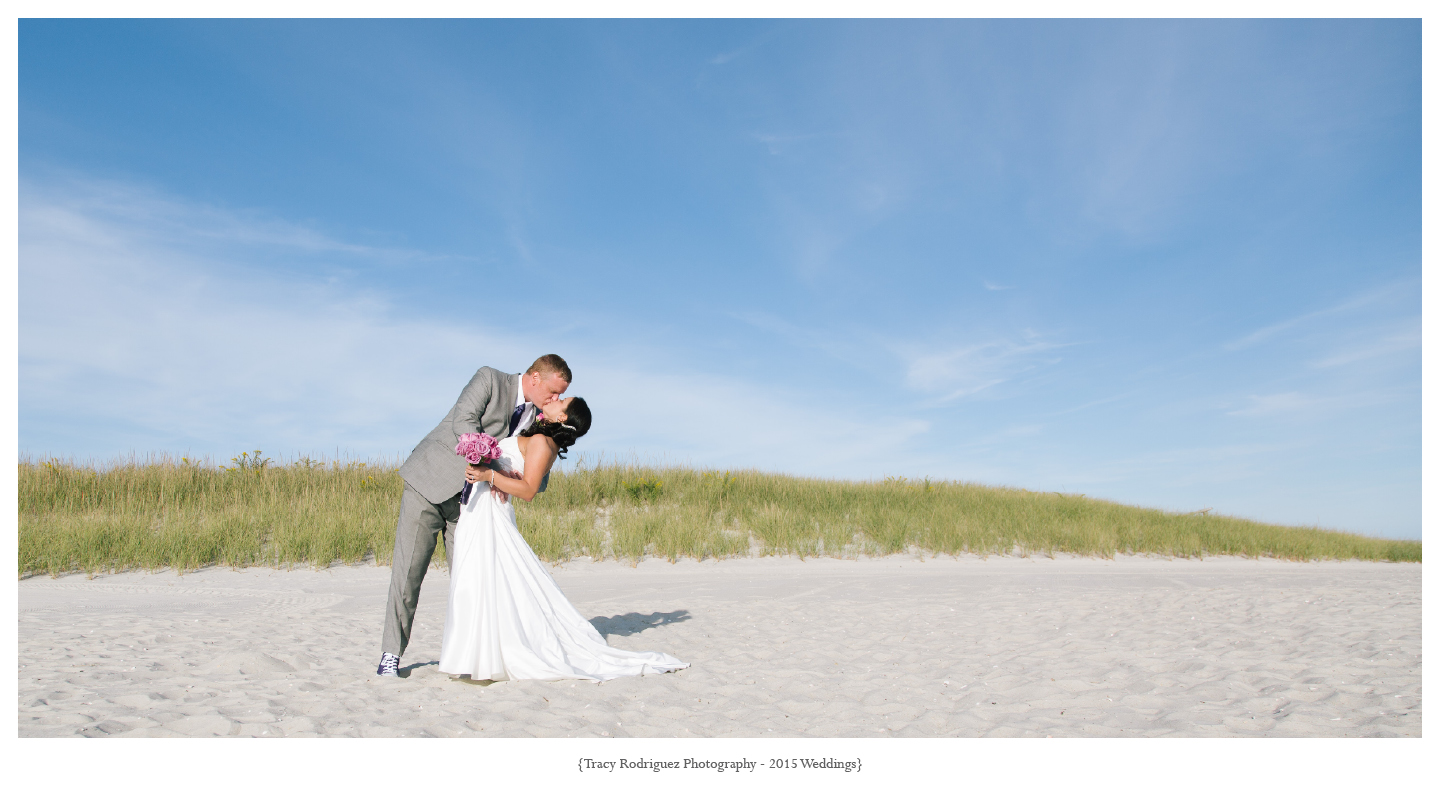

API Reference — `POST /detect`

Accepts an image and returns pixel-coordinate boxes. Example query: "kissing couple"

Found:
[375,354,687,682]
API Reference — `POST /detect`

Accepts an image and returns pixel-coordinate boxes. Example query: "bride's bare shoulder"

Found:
[517,433,558,456]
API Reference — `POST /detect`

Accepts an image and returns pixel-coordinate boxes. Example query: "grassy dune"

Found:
[18,454,1420,578]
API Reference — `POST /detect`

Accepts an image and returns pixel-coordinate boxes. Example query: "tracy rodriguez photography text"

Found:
[577,757,862,773]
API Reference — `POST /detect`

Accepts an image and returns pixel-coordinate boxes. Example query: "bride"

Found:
[437,396,687,682]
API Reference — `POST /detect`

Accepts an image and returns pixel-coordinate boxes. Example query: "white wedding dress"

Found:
[438,436,688,682]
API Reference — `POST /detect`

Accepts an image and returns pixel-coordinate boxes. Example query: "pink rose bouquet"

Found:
[456,432,502,464]
[456,432,503,504]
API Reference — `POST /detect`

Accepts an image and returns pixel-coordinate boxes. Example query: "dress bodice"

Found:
[495,435,525,476]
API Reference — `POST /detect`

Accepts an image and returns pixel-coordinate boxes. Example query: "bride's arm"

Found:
[481,437,557,502]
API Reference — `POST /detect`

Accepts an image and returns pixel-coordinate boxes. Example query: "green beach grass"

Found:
[18,452,1420,578]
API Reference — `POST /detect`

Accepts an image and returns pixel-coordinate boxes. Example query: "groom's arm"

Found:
[448,368,496,438]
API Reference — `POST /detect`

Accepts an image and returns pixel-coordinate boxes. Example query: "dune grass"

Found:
[18,453,1420,578]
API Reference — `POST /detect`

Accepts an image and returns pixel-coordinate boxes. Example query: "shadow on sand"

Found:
[589,609,691,638]
[397,660,437,679]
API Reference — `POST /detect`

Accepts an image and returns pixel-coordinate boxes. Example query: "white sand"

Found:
[18,555,1420,738]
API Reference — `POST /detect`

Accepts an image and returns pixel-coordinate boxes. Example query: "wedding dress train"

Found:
[438,436,687,682]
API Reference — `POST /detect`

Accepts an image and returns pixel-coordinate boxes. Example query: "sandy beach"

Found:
[17,555,1420,738]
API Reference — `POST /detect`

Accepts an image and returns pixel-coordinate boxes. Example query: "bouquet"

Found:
[456,432,503,505]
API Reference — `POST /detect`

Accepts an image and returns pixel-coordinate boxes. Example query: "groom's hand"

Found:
[490,468,523,504]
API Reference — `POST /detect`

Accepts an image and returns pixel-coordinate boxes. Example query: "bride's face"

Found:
[540,397,574,423]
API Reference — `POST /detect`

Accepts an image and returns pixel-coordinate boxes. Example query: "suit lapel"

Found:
[495,371,520,436]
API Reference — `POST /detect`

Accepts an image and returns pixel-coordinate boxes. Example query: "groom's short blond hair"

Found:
[526,354,572,383]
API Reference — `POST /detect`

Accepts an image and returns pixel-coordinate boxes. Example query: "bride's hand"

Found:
[465,463,485,483]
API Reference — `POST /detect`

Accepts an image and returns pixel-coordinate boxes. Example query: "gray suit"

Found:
[381,366,547,658]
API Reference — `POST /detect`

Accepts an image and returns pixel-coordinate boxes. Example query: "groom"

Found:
[376,354,572,677]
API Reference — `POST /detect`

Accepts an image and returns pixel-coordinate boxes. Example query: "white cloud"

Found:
[1311,325,1419,369]
[25,176,431,263]
[730,311,892,378]
[957,423,1043,449]
[1225,392,1315,418]
[576,366,929,477]
[19,176,920,477]
[751,132,823,156]
[706,26,778,69]
[1225,281,1413,352]
[734,312,1069,409]
[20,182,528,460]
[1223,388,1408,420]
[899,336,1066,402]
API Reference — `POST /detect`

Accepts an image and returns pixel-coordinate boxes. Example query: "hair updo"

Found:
[520,397,591,459]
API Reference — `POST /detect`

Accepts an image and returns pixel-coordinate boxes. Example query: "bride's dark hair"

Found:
[521,397,591,459]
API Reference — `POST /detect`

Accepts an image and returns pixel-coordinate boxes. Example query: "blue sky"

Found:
[19,19,1420,538]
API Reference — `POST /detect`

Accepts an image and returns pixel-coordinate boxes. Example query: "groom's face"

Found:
[523,372,569,407]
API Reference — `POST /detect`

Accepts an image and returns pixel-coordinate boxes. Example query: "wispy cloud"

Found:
[19,177,923,476]
[731,311,1067,409]
[1066,29,1195,240]
[578,366,929,475]
[958,423,1044,449]
[1071,441,1296,490]
[24,174,436,264]
[731,311,891,378]
[1224,387,1410,420]
[1311,323,1419,369]
[707,25,780,68]
[740,310,1070,405]
[20,181,524,458]
[1040,391,1136,418]
[1225,392,1316,418]
[899,336,1067,402]
[1224,281,1414,351]
[752,131,825,156]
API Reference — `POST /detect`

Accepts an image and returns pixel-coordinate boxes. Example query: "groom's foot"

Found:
[376,652,400,677]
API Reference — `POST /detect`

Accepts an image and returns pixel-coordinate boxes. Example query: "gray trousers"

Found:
[380,482,462,657]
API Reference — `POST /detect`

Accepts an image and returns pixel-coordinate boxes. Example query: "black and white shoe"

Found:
[376,652,400,677]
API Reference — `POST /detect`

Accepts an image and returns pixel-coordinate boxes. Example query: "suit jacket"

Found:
[398,367,547,504]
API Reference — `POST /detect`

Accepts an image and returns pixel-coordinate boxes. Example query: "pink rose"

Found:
[455,432,503,465]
